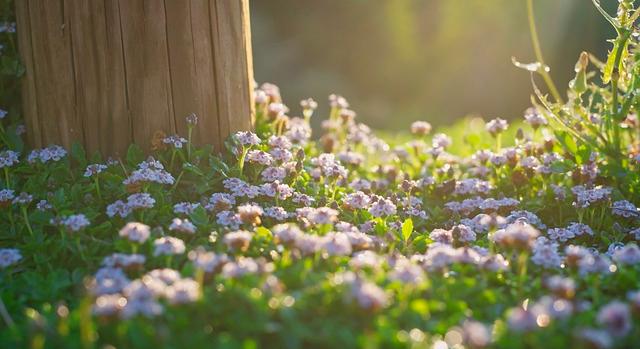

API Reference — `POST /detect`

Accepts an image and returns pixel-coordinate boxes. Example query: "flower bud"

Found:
[185,113,198,126]
[569,51,589,95]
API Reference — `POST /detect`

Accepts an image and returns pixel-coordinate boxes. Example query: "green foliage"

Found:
[518,0,640,196]
[0,0,22,152]
[401,218,413,242]
[2,1,640,349]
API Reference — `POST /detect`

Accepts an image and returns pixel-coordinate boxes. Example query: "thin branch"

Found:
[527,0,564,104]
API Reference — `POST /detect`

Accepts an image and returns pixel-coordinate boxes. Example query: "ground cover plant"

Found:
[3,0,640,348]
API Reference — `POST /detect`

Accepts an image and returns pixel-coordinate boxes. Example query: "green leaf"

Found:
[603,39,628,84]
[209,154,229,176]
[464,133,481,148]
[603,41,619,84]
[401,218,413,242]
[71,142,87,167]
[0,56,24,76]
[183,162,204,177]
[555,130,578,155]
[410,299,430,316]
[92,221,112,233]
[53,188,66,207]
[576,144,592,165]
[126,144,144,166]
[549,161,570,174]
[254,226,272,239]
[189,206,209,227]
[412,235,428,252]
[5,124,24,153]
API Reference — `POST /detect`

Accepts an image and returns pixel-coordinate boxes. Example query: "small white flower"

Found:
[223,230,253,251]
[368,198,396,217]
[410,121,432,136]
[485,118,509,135]
[235,131,261,146]
[119,222,151,243]
[12,192,33,205]
[84,164,108,177]
[55,214,90,232]
[169,218,197,234]
[106,200,132,218]
[162,135,187,149]
[153,237,186,256]
[127,193,155,210]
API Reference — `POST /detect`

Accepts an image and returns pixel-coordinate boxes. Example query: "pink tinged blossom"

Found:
[368,198,396,217]
[272,223,303,245]
[246,150,273,166]
[189,249,228,274]
[119,222,151,243]
[485,118,509,135]
[221,257,259,278]
[410,121,432,136]
[169,218,197,234]
[153,237,186,256]
[223,230,253,252]
[102,253,146,269]
[343,191,371,210]
[235,131,261,146]
[321,232,352,256]
[352,281,389,311]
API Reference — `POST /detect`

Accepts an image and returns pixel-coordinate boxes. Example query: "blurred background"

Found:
[250,0,615,131]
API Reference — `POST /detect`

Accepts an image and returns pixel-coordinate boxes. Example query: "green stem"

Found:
[170,149,177,170]
[195,269,205,288]
[0,296,15,329]
[517,251,529,299]
[3,167,10,189]
[7,210,15,234]
[526,0,564,104]
[238,147,248,177]
[21,207,34,236]
[75,237,87,262]
[577,209,584,224]
[170,170,184,192]
[610,32,630,154]
[93,177,102,202]
[0,130,10,148]
[187,126,193,161]
[598,206,606,231]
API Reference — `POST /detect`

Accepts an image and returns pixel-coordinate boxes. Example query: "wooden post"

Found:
[15,0,254,156]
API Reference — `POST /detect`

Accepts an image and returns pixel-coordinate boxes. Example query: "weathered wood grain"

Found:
[15,0,41,148]
[102,0,131,157]
[22,0,83,148]
[16,0,254,156]
[191,0,222,150]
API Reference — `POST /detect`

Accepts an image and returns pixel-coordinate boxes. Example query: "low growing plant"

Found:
[1,1,640,349]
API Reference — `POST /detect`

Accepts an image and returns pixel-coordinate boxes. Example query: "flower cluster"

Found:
[4,77,640,348]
